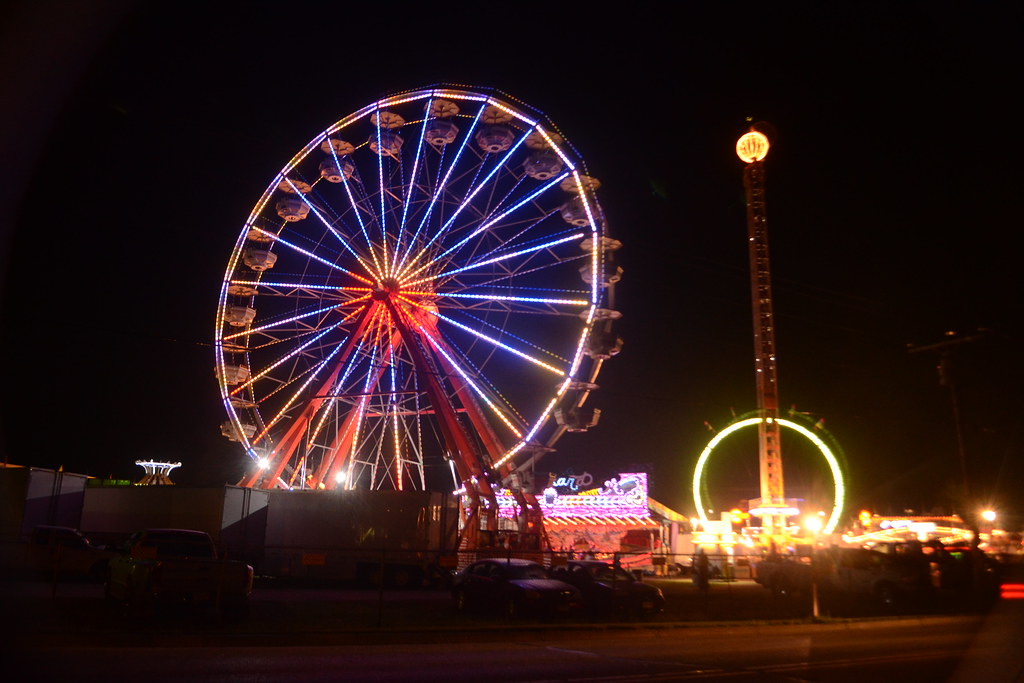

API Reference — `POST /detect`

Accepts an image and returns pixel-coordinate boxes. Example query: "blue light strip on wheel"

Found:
[402,232,584,288]
[400,296,564,376]
[248,227,373,285]
[394,102,487,278]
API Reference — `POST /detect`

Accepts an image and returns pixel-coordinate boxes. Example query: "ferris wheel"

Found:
[214,86,621,537]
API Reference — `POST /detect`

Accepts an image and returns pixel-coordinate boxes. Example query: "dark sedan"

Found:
[452,558,583,619]
[552,560,665,618]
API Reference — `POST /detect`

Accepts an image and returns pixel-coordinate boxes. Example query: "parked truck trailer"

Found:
[260,489,459,586]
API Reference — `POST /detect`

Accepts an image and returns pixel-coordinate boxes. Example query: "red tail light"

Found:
[1001,583,1024,600]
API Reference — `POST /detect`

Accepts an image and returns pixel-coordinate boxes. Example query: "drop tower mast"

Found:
[736,128,793,538]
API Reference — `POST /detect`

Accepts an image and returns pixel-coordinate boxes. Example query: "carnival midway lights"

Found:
[494,473,657,560]
[691,127,846,552]
[214,86,623,552]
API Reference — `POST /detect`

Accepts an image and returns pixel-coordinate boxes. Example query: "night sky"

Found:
[1,2,1021,526]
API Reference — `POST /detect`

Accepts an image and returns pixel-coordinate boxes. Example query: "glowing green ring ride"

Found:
[692,415,846,534]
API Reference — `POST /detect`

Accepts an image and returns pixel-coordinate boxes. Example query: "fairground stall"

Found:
[495,471,687,572]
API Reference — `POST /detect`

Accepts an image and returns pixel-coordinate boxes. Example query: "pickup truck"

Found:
[105,529,253,616]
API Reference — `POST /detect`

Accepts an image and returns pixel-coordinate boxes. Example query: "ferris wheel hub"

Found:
[373,278,402,299]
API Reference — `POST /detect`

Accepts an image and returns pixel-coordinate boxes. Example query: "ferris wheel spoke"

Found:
[230,280,373,302]
[371,121,393,278]
[439,209,559,272]
[421,169,549,272]
[410,290,588,308]
[409,123,531,268]
[283,179,380,277]
[464,253,589,291]
[401,231,584,290]
[307,311,394,451]
[341,331,386,483]
[394,160,445,276]
[392,100,435,274]
[398,295,565,376]
[435,231,587,294]
[386,333,406,489]
[439,307,571,366]
[251,337,350,447]
[310,349,386,488]
[419,327,524,439]
[316,162,388,280]
[396,171,570,284]
[416,290,589,319]
[393,103,487,278]
[251,304,381,449]
[229,306,367,397]
[468,219,579,263]
[221,295,370,342]
[231,326,340,397]
[249,228,375,285]
[306,338,373,448]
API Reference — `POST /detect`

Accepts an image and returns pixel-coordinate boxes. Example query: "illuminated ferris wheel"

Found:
[214,87,621,531]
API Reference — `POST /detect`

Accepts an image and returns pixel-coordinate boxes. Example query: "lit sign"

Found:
[492,472,648,519]
[551,471,593,492]
[879,519,912,530]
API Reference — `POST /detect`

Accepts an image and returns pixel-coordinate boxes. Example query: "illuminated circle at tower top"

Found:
[215,86,622,492]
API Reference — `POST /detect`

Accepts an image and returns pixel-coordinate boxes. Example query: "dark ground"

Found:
[0,572,1004,649]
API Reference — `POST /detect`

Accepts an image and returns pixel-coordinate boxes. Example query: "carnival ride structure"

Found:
[690,129,846,542]
[214,86,621,551]
[693,411,847,536]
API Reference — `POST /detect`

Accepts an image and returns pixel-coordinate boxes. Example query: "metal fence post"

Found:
[377,547,385,627]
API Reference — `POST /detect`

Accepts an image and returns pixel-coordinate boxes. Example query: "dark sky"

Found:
[1,2,1021,526]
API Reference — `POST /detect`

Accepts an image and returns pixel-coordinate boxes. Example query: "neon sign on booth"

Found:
[494,472,649,519]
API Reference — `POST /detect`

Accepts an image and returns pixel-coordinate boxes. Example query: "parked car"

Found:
[820,547,932,607]
[753,554,812,598]
[451,558,582,619]
[754,547,931,608]
[28,525,114,581]
[551,559,665,618]
[106,529,253,617]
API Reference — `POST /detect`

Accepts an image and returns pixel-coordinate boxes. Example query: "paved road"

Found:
[0,574,977,642]
[11,612,1022,682]
[3,575,1022,681]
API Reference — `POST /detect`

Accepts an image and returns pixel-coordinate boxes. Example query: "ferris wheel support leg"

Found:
[455,492,483,551]
[311,331,401,489]
[383,302,486,482]
[384,301,501,546]
[421,325,550,548]
[241,305,376,489]
[426,333,510,468]
[309,402,363,489]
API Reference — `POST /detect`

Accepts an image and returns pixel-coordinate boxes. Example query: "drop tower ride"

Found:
[736,128,793,537]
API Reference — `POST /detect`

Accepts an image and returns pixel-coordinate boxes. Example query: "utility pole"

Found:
[907,329,986,510]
